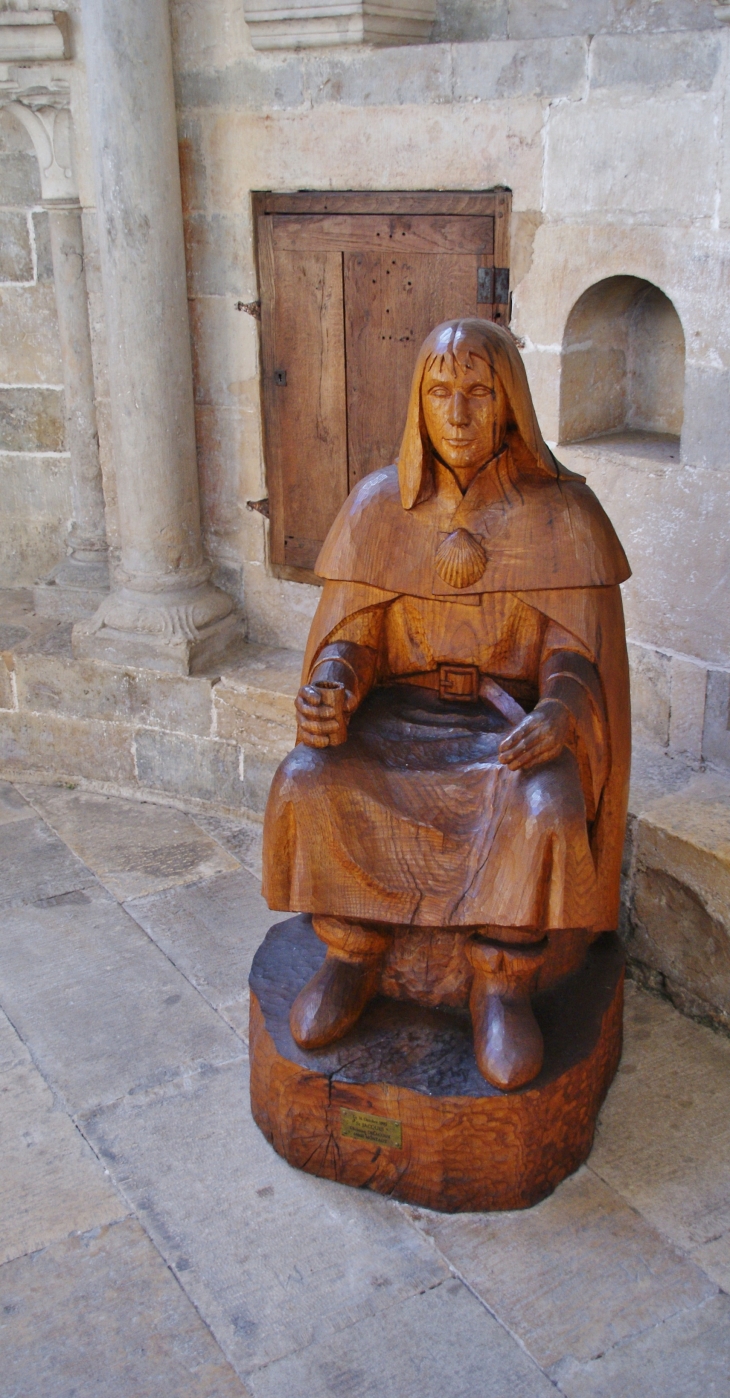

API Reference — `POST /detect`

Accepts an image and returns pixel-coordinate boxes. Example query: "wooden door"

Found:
[255,191,511,576]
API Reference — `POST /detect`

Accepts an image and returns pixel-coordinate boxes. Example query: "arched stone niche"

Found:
[559,276,685,447]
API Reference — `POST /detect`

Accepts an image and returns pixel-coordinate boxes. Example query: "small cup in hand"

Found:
[313,679,348,746]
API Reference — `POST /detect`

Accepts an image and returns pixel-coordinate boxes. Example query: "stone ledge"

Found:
[625,747,730,1035]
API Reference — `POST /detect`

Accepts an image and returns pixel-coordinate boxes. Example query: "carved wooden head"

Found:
[397,319,560,510]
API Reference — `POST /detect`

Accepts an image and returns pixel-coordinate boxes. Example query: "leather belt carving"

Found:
[393,667,526,724]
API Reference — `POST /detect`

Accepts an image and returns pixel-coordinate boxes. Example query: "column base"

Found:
[34,555,111,621]
[72,581,239,675]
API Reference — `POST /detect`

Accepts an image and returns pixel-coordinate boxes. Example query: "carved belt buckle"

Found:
[439,663,479,702]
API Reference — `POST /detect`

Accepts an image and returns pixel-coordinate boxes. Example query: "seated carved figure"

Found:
[263,318,630,1092]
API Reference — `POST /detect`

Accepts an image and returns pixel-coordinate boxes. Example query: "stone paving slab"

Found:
[410,1165,717,1374]
[247,1275,557,1398]
[0,884,243,1112]
[0,779,34,825]
[193,811,263,879]
[0,1219,251,1398]
[0,1010,127,1266]
[0,813,96,909]
[590,983,730,1254]
[554,1293,730,1398]
[126,866,282,1041]
[80,1059,452,1382]
[23,787,240,901]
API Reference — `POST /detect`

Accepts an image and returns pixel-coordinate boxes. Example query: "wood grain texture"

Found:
[255,193,512,578]
[272,214,494,255]
[249,918,624,1212]
[260,191,503,216]
[258,225,348,569]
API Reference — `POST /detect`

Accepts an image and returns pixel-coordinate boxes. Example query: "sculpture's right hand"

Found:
[295,685,350,748]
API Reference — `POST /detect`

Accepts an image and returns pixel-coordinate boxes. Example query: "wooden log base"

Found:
[249,917,624,1213]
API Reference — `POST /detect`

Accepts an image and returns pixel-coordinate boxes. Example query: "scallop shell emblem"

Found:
[434,528,487,589]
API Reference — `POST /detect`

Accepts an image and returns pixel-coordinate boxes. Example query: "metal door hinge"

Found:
[477,267,510,305]
[247,498,270,518]
[236,299,261,319]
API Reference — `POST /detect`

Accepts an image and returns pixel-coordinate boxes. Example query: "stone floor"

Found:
[1,779,730,1398]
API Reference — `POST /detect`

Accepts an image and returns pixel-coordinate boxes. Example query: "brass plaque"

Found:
[340,1108,402,1149]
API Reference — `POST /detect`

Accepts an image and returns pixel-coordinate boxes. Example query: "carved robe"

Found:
[263,442,631,939]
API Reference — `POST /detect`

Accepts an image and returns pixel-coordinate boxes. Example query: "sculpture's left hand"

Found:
[498,699,572,771]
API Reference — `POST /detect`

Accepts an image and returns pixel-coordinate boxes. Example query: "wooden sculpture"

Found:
[249,318,631,1211]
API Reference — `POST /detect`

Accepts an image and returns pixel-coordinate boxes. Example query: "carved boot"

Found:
[466,935,546,1091]
[289,916,390,1050]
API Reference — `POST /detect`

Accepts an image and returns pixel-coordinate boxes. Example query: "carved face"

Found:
[421,352,509,484]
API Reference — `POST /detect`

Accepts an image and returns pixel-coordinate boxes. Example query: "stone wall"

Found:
[0,106,70,586]
[163,1,730,770]
[1,0,729,766]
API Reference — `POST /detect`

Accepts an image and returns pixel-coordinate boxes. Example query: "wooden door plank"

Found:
[272,214,494,256]
[261,191,500,216]
[344,250,480,487]
[260,238,348,569]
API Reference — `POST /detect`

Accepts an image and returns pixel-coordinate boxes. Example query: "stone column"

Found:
[9,101,110,618]
[73,0,235,674]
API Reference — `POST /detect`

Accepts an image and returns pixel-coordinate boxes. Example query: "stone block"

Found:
[431,0,507,42]
[669,655,707,759]
[134,727,245,810]
[508,0,612,37]
[703,668,730,768]
[0,1220,249,1398]
[24,787,239,902]
[626,774,730,1029]
[177,54,305,111]
[206,102,545,217]
[80,1058,451,1378]
[0,884,243,1112]
[0,501,69,586]
[0,150,40,204]
[31,209,54,282]
[559,447,730,665]
[628,642,671,746]
[0,1027,126,1265]
[170,0,251,76]
[304,43,451,106]
[242,560,320,651]
[0,710,136,786]
[214,643,300,739]
[556,1294,730,1398]
[452,36,587,102]
[13,651,216,737]
[590,31,722,95]
[415,1165,715,1374]
[0,210,32,283]
[189,295,258,408]
[184,212,254,297]
[242,747,281,814]
[544,94,718,223]
[0,284,61,382]
[590,983,730,1255]
[126,865,279,1038]
[682,363,730,469]
[195,404,251,552]
[0,386,65,452]
[0,815,95,910]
